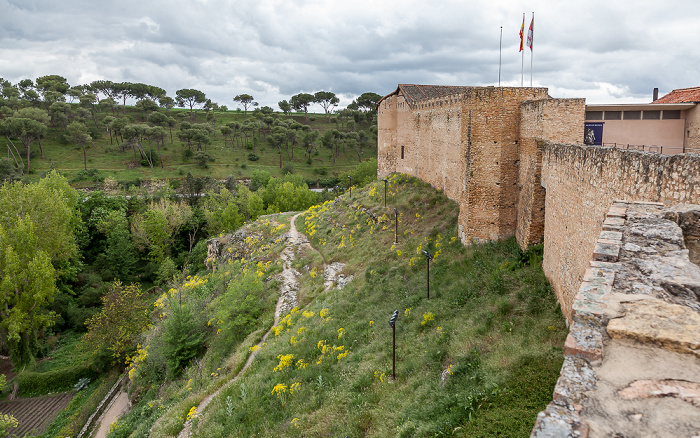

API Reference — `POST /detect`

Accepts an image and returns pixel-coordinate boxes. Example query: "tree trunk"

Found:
[82,144,87,170]
[26,143,31,173]
[156,141,163,169]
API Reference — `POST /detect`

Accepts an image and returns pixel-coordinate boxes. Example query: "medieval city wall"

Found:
[516,98,586,248]
[540,143,700,320]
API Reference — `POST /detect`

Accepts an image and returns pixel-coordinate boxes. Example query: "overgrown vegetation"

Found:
[99,174,567,437]
[0,164,355,436]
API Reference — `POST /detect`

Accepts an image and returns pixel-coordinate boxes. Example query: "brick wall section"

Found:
[377,91,465,202]
[541,144,700,320]
[516,99,586,248]
[377,93,399,177]
[459,87,549,244]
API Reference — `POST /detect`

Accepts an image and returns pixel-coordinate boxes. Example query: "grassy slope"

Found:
[137,174,568,438]
[21,108,375,185]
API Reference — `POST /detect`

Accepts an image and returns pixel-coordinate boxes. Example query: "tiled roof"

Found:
[379,84,469,107]
[652,87,700,104]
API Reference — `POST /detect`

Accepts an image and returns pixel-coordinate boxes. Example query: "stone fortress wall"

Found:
[378,85,700,320]
[379,84,700,436]
[539,144,700,320]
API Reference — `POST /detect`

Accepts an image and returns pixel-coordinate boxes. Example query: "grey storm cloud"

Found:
[1,0,699,107]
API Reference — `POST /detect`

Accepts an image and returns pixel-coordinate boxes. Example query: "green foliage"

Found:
[212,270,267,343]
[250,170,270,191]
[202,189,245,235]
[193,151,215,168]
[83,281,151,364]
[70,168,104,183]
[0,171,80,365]
[343,158,377,188]
[0,158,22,183]
[247,153,259,161]
[15,364,99,397]
[130,199,194,263]
[163,303,205,378]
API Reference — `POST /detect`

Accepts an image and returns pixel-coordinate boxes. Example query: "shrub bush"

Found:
[17,364,100,396]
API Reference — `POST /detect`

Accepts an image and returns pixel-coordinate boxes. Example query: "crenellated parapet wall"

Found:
[377,90,465,202]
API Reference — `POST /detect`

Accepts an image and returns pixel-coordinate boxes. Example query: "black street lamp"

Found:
[389,309,399,380]
[393,208,399,244]
[382,178,388,207]
[422,250,433,299]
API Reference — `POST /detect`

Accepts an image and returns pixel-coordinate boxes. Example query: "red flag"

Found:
[519,14,525,52]
[526,15,534,51]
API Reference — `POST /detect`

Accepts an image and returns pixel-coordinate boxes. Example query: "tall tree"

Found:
[278,99,291,116]
[112,82,135,114]
[0,172,80,365]
[354,92,382,114]
[65,121,92,170]
[176,89,207,121]
[83,281,150,362]
[314,91,339,122]
[158,96,176,112]
[233,94,258,118]
[5,117,47,172]
[290,93,314,122]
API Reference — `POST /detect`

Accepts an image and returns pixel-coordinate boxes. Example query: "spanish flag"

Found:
[519,14,525,52]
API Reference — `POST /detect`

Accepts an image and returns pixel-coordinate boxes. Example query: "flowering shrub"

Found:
[273,354,294,372]
[421,312,435,327]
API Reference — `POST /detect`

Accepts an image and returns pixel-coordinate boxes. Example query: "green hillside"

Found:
[89,174,568,438]
[3,106,377,188]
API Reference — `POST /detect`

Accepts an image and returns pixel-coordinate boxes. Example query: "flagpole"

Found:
[530,12,534,87]
[521,13,524,87]
[498,25,502,87]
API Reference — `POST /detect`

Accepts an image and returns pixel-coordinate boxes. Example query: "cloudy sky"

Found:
[1,0,698,109]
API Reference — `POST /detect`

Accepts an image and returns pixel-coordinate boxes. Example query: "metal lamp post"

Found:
[393,208,399,244]
[382,178,388,207]
[389,310,399,380]
[422,250,433,299]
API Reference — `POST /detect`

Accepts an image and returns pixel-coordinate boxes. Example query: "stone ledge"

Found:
[592,242,620,262]
[532,202,627,437]
[607,298,700,358]
[602,216,625,231]
[564,323,603,363]
[531,404,590,438]
[534,200,700,437]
